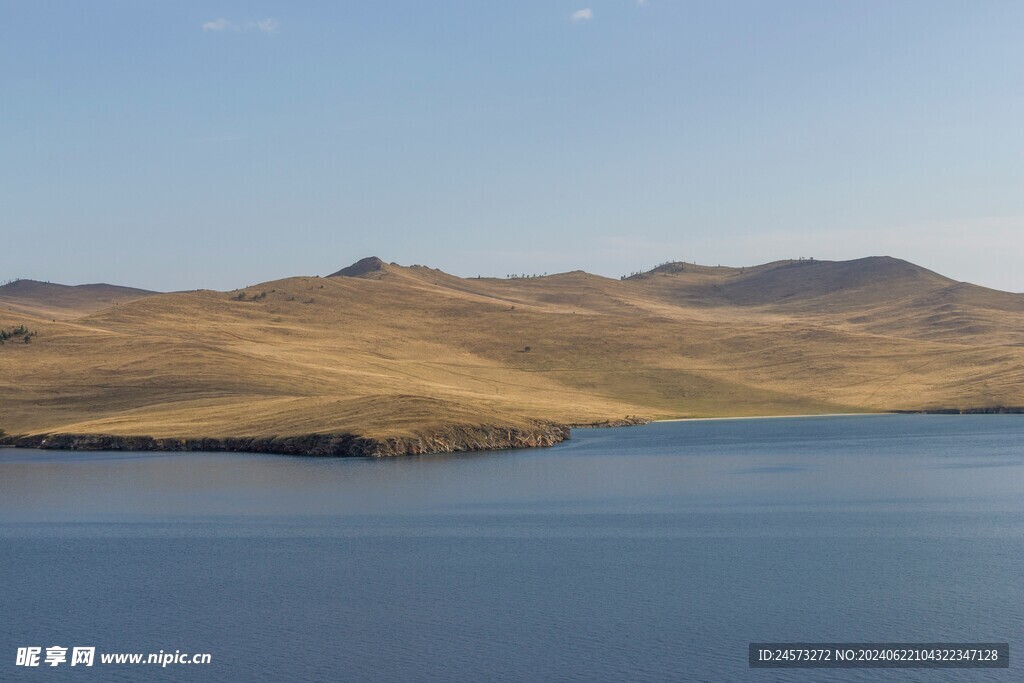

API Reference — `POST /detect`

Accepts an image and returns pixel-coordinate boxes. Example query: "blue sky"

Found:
[2,1,1022,292]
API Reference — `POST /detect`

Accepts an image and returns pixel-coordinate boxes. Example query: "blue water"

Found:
[1,415,1022,681]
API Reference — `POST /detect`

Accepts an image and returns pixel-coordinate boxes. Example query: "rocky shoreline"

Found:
[0,422,572,458]
[567,416,652,428]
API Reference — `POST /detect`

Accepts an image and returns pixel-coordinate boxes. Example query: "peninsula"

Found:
[2,256,1022,455]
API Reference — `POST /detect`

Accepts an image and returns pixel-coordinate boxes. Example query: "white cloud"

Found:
[635,0,648,5]
[201,17,233,32]
[253,18,280,34]
[201,18,279,34]
[571,8,593,22]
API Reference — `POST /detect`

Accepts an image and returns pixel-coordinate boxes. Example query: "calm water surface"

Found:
[1,415,1022,681]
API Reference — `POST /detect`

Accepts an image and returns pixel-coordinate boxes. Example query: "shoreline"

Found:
[3,408,1021,457]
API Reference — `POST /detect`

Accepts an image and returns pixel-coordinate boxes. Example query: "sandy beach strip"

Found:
[654,412,887,423]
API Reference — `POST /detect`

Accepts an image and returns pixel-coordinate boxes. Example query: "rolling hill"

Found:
[1,256,1022,454]
[0,279,156,320]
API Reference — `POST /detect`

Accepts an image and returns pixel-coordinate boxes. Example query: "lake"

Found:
[1,414,1022,681]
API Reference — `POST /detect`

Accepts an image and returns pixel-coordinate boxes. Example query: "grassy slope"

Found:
[1,257,1022,439]
[0,280,156,320]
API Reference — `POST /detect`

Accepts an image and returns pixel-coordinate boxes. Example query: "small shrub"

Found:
[0,325,34,344]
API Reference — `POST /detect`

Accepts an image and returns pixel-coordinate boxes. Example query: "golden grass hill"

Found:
[2,255,1022,455]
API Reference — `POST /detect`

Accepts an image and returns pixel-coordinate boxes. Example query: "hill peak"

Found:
[328,257,391,278]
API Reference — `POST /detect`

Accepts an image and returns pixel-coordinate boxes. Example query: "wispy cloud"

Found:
[571,8,593,22]
[201,17,232,32]
[201,18,279,34]
[252,18,279,34]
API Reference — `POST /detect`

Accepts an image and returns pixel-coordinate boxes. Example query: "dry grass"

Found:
[1,256,1022,439]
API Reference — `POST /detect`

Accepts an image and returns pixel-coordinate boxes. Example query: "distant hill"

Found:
[1,256,1022,449]
[626,256,1024,343]
[0,279,156,320]
[630,256,952,307]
